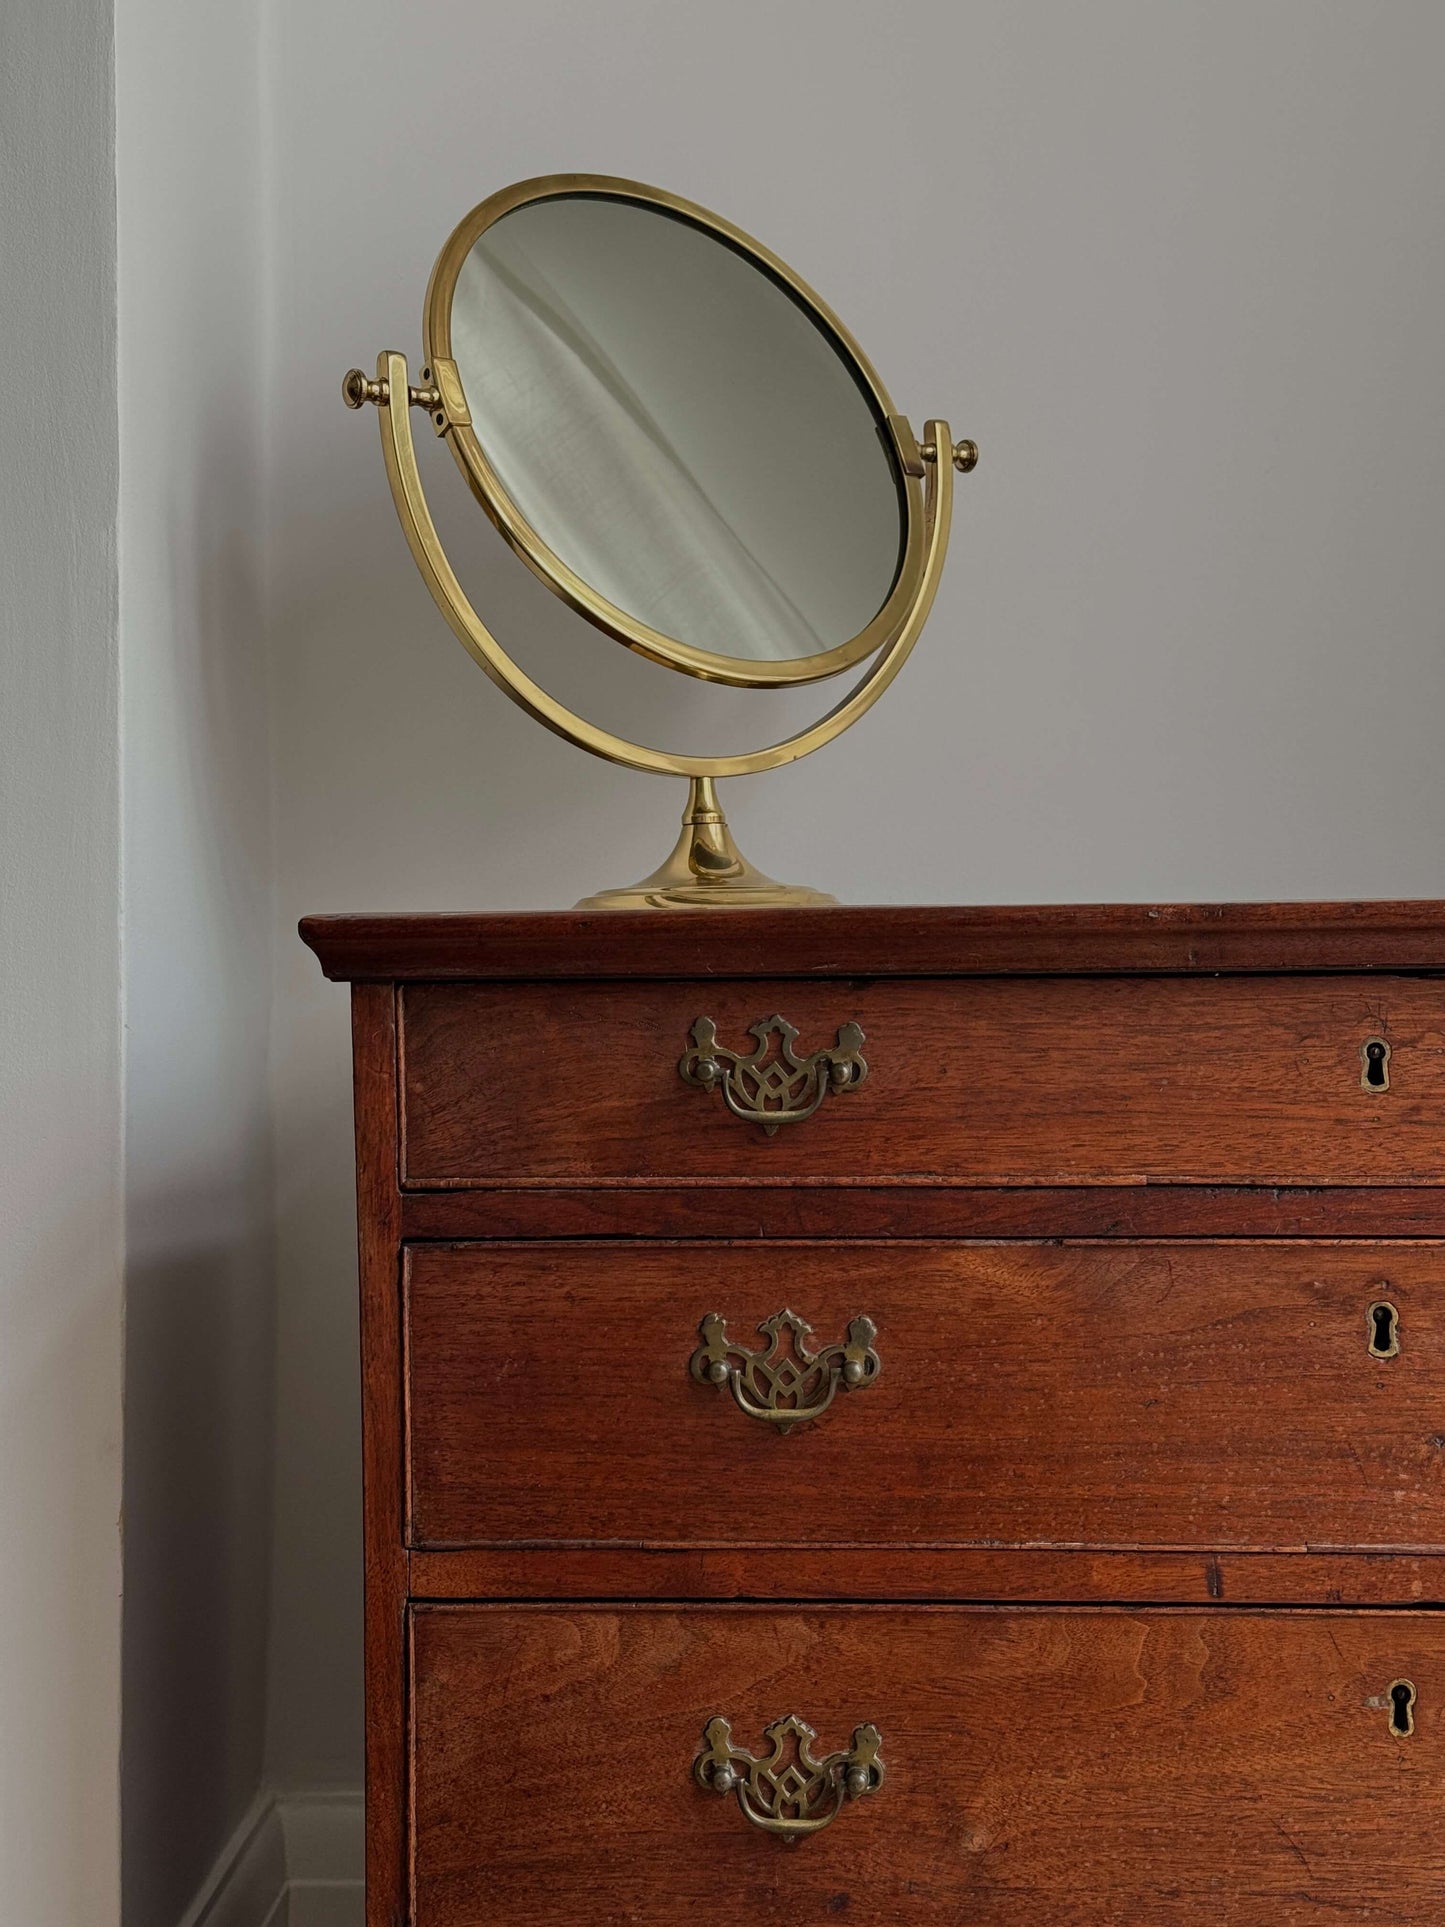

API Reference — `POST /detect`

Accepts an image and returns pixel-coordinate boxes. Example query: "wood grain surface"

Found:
[410,1604,1445,1924]
[300,899,1445,982]
[312,904,1445,1922]
[351,986,408,1927]
[405,1239,1445,1552]
[407,1544,1445,1606]
[399,1181,1445,1242]
[399,976,1445,1186]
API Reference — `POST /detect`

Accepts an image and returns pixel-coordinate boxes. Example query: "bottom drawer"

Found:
[411,1605,1444,1925]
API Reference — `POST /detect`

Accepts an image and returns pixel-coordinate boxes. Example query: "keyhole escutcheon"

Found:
[1389,1679,1417,1737]
[1361,1037,1391,1091]
[1367,1300,1400,1360]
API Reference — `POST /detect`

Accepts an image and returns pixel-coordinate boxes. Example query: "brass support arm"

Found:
[344,350,957,779]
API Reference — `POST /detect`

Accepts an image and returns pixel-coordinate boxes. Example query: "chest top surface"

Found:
[301,900,1445,982]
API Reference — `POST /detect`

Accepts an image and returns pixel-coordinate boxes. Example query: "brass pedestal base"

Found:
[576,778,836,911]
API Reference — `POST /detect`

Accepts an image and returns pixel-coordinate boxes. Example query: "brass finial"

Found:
[343,366,442,412]
[342,367,387,409]
[919,433,979,473]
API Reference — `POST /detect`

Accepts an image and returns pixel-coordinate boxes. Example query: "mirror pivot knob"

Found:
[343,368,388,409]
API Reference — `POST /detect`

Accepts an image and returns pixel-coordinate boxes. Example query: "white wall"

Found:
[0,2,124,1921]
[115,2,278,1922]
[263,0,1445,1792]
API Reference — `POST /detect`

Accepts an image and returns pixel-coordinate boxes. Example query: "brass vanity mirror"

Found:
[345,172,975,907]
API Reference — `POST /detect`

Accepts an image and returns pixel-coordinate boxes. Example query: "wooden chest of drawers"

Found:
[302,903,1445,1925]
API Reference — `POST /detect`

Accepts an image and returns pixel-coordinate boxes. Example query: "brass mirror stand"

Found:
[347,350,973,909]
[578,776,834,910]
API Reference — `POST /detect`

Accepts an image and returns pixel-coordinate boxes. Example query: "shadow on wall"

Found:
[122,394,278,1923]
[123,1228,276,1927]
[263,981,365,1792]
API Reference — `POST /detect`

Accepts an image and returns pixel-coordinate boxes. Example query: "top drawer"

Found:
[399,975,1445,1187]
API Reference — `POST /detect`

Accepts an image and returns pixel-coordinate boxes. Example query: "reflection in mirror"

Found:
[449,194,905,666]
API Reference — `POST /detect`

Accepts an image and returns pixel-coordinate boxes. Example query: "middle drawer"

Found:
[404,1239,1444,1550]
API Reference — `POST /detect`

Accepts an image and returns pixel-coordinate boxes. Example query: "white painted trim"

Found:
[278,1790,365,1927]
[175,1787,363,1927]
[175,1792,285,1927]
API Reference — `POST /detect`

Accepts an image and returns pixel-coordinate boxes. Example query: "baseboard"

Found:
[175,1792,287,1927]
[176,1786,363,1927]
[277,1790,365,1927]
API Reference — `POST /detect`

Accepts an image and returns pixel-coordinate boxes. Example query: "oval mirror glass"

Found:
[437,188,908,676]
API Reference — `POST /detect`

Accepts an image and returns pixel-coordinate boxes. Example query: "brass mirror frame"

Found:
[343,173,976,907]
[352,346,956,784]
[421,172,924,691]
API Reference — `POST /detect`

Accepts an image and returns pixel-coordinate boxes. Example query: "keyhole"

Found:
[1367,1300,1400,1360]
[1389,1679,1416,1737]
[1361,1037,1391,1091]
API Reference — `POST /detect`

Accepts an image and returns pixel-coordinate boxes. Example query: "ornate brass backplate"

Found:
[690,1308,881,1431]
[695,1714,885,1841]
[678,1014,867,1133]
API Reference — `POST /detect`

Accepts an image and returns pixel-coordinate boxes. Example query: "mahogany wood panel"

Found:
[401,1182,1445,1241]
[410,1605,1445,1925]
[309,903,1445,1923]
[351,986,408,1927]
[301,899,1445,982]
[407,1545,1445,1606]
[405,1240,1445,1552]
[399,976,1445,1186]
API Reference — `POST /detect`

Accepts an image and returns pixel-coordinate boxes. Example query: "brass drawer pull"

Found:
[679,1014,867,1134]
[690,1308,881,1431]
[695,1714,884,1841]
